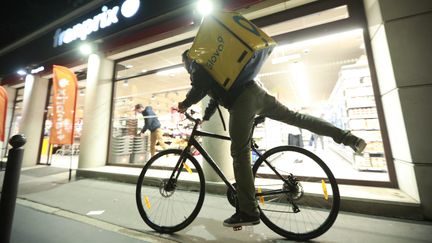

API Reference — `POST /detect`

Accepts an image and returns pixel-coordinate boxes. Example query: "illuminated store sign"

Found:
[53,0,140,47]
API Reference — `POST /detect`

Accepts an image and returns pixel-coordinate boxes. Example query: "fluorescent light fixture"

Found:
[79,43,93,55]
[271,53,301,65]
[290,62,310,103]
[125,64,133,69]
[141,69,148,73]
[30,66,45,74]
[17,69,27,76]
[277,28,363,51]
[197,0,213,16]
[156,67,184,76]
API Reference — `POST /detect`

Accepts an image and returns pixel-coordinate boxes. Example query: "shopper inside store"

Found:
[135,104,168,156]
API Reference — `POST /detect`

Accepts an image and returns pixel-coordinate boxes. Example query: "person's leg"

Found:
[228,87,259,218]
[155,128,168,150]
[150,131,157,156]
[312,134,319,150]
[254,88,346,143]
[223,84,266,227]
[254,85,365,152]
[319,135,325,150]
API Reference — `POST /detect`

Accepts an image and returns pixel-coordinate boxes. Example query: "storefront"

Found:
[1,0,431,219]
[107,0,395,187]
[1,0,393,183]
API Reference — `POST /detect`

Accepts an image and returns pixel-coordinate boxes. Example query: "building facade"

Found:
[0,0,431,220]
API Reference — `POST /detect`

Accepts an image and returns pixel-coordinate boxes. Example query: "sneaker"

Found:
[223,211,260,227]
[351,138,367,154]
[343,132,367,154]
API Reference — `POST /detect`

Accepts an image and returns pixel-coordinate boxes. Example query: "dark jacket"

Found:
[141,106,161,133]
[181,49,270,120]
[181,61,254,120]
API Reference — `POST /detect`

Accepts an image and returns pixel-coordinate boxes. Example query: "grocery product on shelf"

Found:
[329,59,386,171]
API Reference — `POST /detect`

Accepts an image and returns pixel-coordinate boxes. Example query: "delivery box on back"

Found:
[188,11,276,91]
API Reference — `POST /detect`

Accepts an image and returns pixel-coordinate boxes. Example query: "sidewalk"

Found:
[1,165,432,242]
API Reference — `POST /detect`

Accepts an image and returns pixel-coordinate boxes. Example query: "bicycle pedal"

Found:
[233,226,242,231]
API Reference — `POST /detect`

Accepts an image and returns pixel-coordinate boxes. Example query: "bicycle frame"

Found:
[171,113,289,198]
[179,120,237,193]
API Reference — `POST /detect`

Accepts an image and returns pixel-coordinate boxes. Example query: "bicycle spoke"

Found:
[254,146,340,241]
[136,149,205,233]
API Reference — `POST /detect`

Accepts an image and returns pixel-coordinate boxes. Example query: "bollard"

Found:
[0,134,26,243]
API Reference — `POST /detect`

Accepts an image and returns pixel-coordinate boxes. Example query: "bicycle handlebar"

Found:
[179,109,201,124]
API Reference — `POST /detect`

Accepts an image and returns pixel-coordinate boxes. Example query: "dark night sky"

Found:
[0,0,89,50]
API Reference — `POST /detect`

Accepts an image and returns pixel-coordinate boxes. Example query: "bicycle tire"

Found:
[252,146,340,241]
[136,149,205,233]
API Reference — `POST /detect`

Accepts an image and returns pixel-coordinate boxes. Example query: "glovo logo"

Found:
[206,35,225,70]
[232,15,260,37]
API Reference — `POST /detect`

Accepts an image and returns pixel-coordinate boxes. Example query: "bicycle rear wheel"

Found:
[253,146,340,241]
[136,149,205,233]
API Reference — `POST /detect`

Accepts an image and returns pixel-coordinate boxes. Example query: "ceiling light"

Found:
[271,53,301,65]
[277,29,363,51]
[17,69,27,76]
[79,43,92,55]
[290,62,310,103]
[156,67,184,76]
[123,80,129,86]
[30,66,45,74]
[125,64,133,69]
[196,0,213,16]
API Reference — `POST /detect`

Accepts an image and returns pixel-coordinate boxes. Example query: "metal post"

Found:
[0,134,26,243]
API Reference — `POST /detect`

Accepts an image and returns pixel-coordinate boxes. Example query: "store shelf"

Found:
[328,62,386,171]
[110,118,150,164]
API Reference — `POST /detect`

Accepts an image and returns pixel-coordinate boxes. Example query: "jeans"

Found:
[228,82,348,216]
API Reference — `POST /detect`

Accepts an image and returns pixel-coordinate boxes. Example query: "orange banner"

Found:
[0,86,8,142]
[50,65,78,145]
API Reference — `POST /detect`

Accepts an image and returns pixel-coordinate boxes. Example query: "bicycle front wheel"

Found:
[253,146,340,241]
[136,149,205,233]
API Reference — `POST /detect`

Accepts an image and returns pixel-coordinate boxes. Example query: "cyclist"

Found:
[177,50,366,227]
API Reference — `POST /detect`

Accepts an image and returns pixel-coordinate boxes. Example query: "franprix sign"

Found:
[53,0,141,47]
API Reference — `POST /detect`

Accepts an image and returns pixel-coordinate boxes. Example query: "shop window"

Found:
[110,43,199,165]
[257,29,388,182]
[109,1,390,183]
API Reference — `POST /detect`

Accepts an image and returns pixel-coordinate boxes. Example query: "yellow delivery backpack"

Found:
[188,11,276,91]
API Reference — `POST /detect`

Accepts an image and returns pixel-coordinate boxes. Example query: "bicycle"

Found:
[136,110,340,241]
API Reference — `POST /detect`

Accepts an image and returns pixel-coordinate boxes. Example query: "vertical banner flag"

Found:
[0,86,8,141]
[50,65,78,145]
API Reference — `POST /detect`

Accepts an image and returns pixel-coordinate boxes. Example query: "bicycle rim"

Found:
[136,149,205,233]
[253,146,340,241]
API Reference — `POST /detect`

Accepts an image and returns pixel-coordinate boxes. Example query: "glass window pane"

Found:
[110,45,196,165]
[261,5,349,37]
[109,4,389,183]
[258,29,388,181]
[116,43,192,80]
